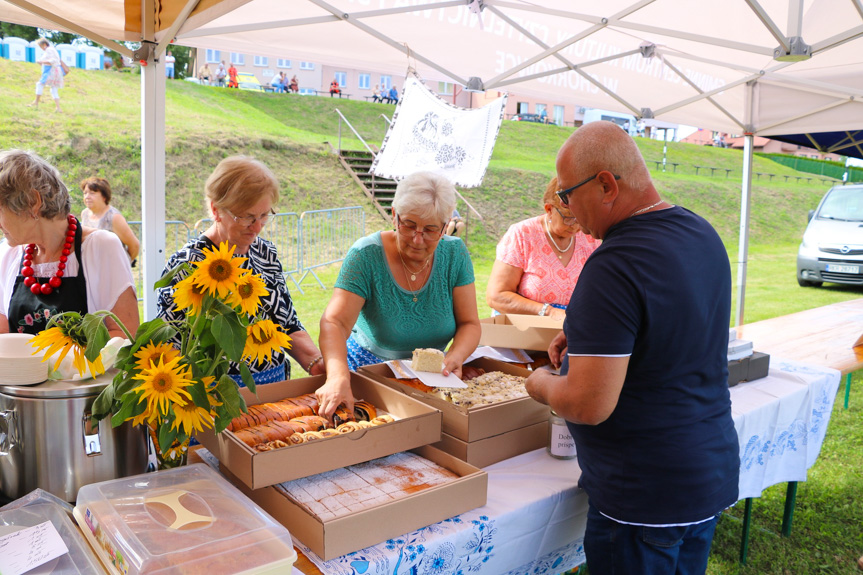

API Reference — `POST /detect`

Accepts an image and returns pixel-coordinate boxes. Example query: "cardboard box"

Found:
[221,446,488,561]
[479,314,563,351]
[728,351,771,387]
[197,373,442,490]
[432,420,550,468]
[360,357,548,442]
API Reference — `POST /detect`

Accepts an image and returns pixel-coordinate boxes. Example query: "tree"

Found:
[0,22,39,41]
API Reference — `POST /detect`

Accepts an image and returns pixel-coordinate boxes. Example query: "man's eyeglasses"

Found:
[396,214,444,242]
[553,207,578,226]
[224,208,275,227]
[556,172,621,206]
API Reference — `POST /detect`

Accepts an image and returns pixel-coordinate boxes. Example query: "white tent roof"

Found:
[3,0,862,321]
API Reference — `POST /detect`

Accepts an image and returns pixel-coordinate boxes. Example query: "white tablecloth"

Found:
[731,358,840,499]
[181,357,835,575]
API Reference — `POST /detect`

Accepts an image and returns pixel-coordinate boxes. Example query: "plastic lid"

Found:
[74,464,296,575]
[0,371,113,398]
[0,502,103,575]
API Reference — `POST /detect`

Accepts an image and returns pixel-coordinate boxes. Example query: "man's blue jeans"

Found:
[583,502,720,575]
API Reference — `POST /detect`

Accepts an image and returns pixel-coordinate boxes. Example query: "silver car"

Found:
[797,184,863,287]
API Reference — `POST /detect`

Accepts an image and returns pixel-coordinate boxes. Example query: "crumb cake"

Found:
[411,348,445,372]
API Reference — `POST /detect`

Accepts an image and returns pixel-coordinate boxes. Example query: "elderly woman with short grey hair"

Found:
[0,149,138,337]
[316,171,481,420]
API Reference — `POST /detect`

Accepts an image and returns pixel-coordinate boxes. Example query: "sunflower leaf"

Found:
[211,313,245,362]
[216,374,246,420]
[92,385,115,421]
[110,394,140,428]
[154,262,190,289]
[187,379,209,409]
[130,318,177,355]
[81,314,110,363]
[239,362,256,395]
[158,424,179,456]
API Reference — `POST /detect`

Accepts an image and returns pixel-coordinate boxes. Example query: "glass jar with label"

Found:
[548,410,577,460]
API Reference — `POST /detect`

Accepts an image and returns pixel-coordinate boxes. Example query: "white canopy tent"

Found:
[3,0,863,324]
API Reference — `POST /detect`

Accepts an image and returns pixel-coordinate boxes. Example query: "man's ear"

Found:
[597,171,620,205]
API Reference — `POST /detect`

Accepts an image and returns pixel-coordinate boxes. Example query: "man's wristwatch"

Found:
[538,303,550,317]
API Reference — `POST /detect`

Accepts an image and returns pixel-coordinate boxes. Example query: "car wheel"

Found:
[797,276,822,287]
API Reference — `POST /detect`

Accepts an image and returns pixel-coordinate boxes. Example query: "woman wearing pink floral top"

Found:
[486,177,599,320]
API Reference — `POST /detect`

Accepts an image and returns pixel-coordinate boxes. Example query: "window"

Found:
[517,102,529,113]
[437,81,454,95]
[380,75,392,90]
[300,61,314,70]
[230,53,245,65]
[205,49,219,63]
[277,59,292,68]
[299,88,315,95]
[254,56,268,67]
[536,103,547,114]
[334,72,347,87]
[358,73,371,90]
[553,105,565,126]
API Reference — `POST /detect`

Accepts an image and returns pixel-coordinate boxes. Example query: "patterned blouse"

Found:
[156,235,305,378]
[496,215,600,307]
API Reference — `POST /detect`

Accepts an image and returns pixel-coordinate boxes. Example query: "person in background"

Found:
[539,108,548,124]
[216,61,227,87]
[372,84,382,103]
[0,150,139,337]
[445,208,465,236]
[273,72,287,93]
[387,85,399,104]
[198,63,212,85]
[329,78,341,97]
[525,121,739,575]
[164,50,175,79]
[27,38,64,113]
[79,177,140,265]
[289,75,299,93]
[316,171,481,420]
[157,156,325,387]
[486,177,598,321]
[228,62,239,89]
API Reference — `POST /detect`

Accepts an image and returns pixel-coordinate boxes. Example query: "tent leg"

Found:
[734,133,755,327]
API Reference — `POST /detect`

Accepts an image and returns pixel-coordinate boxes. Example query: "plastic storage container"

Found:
[0,500,103,574]
[73,464,297,575]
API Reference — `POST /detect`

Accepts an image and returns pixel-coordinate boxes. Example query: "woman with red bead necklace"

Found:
[0,150,139,336]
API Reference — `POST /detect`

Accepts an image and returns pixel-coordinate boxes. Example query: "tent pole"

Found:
[735,133,754,327]
[140,0,167,321]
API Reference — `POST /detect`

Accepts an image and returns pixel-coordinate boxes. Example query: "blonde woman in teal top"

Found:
[316,171,481,420]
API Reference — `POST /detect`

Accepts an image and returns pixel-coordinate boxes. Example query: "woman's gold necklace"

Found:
[544,217,573,260]
[397,250,431,302]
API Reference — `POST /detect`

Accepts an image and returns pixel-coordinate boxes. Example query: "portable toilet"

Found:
[3,37,30,61]
[55,43,78,69]
[78,45,104,70]
[28,39,42,63]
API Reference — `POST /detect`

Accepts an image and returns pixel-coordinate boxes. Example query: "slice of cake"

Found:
[411,348,445,373]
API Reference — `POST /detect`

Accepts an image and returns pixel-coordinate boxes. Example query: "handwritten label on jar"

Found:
[548,411,577,460]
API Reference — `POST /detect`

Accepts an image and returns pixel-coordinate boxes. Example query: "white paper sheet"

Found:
[465,346,532,364]
[385,360,468,388]
[0,521,68,575]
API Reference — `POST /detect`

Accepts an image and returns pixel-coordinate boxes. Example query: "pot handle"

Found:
[83,412,102,456]
[0,409,17,454]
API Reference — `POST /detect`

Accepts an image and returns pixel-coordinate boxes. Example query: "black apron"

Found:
[8,222,88,335]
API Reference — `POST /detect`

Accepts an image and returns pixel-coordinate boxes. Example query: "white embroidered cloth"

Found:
[370,75,507,187]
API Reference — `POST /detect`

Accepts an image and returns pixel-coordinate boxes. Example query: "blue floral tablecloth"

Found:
[730,358,841,499]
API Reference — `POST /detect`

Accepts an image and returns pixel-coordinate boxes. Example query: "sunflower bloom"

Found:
[134,341,180,373]
[192,241,249,298]
[173,275,208,316]
[171,399,214,435]
[228,273,269,316]
[30,325,105,377]
[129,409,161,427]
[242,319,292,366]
[132,356,194,415]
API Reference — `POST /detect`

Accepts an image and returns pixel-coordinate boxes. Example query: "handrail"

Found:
[455,190,483,220]
[380,113,392,127]
[333,108,376,157]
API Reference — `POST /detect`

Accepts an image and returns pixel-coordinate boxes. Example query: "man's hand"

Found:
[548,330,567,369]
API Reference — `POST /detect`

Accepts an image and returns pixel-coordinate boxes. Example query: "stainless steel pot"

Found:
[0,371,147,502]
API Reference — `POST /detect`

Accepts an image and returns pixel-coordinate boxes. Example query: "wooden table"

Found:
[735,298,863,408]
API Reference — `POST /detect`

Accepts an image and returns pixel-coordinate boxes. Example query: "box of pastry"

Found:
[479,313,563,351]
[359,357,548,443]
[197,373,442,490]
[432,420,550,468]
[73,464,297,575]
[220,445,487,561]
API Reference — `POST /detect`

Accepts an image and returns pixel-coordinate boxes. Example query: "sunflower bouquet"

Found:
[30,241,293,464]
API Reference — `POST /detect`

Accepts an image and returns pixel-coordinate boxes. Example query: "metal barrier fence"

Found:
[298,206,365,289]
[129,207,364,299]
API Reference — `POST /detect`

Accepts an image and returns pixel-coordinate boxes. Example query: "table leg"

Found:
[844,373,852,409]
[740,498,753,564]
[781,482,797,536]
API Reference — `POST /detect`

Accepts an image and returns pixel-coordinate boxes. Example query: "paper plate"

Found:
[0,333,49,386]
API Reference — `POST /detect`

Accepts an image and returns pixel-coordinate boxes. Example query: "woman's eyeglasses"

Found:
[554,207,578,226]
[224,208,275,227]
[396,214,444,242]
